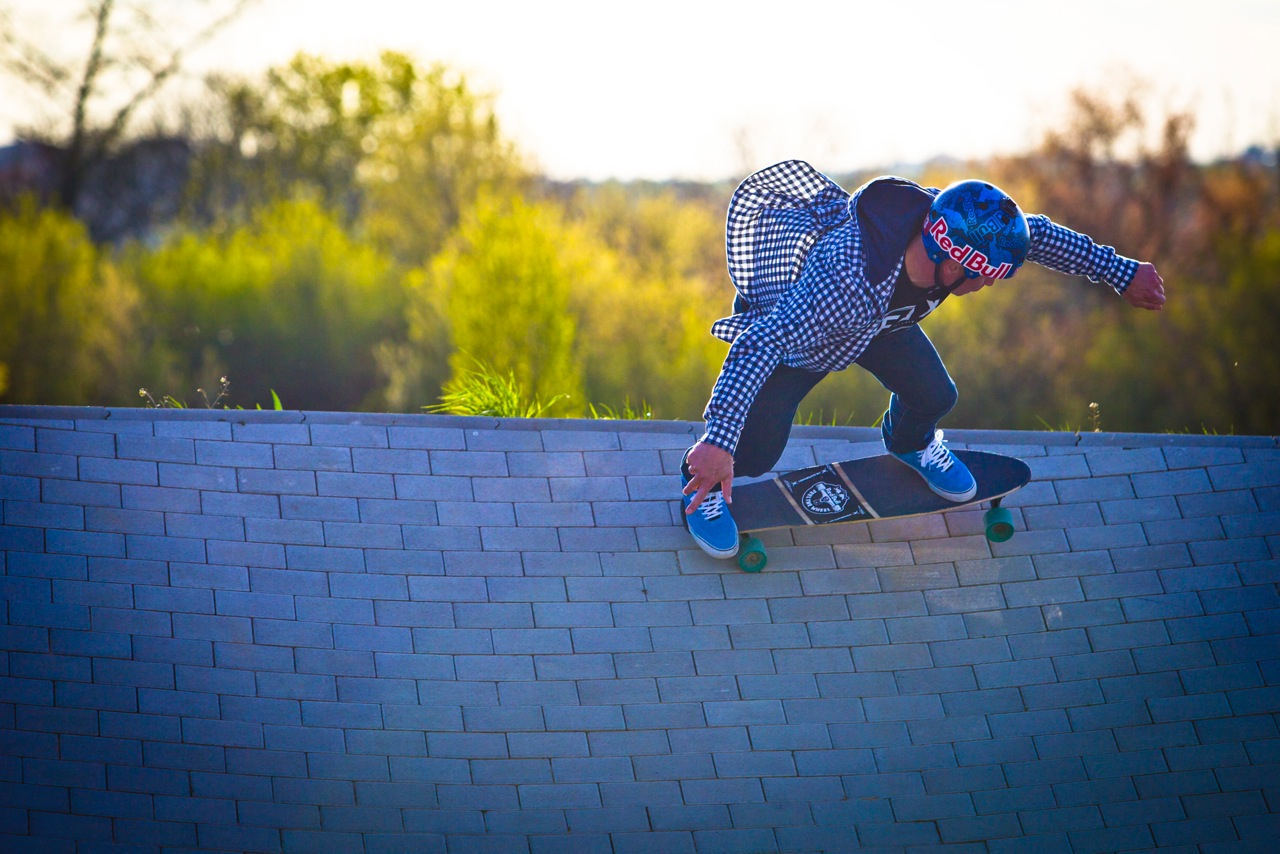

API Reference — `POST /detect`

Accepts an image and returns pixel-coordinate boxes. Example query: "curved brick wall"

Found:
[1,406,1277,853]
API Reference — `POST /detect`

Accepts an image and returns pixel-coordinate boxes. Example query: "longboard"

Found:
[729,450,1031,571]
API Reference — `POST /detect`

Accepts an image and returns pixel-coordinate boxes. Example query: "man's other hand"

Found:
[683,441,735,514]
[1123,262,1166,311]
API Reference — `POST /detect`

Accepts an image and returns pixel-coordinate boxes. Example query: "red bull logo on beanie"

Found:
[925,214,1015,280]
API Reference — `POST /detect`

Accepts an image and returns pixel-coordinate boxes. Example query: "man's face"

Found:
[936,258,996,295]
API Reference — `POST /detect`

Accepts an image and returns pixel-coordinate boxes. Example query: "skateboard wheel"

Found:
[738,536,767,572]
[984,505,1015,542]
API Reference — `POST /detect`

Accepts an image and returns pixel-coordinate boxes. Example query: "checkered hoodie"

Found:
[700,160,1140,454]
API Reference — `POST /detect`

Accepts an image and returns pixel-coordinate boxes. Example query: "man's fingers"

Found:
[685,484,711,515]
[722,477,734,505]
[1126,279,1166,311]
[1141,265,1166,309]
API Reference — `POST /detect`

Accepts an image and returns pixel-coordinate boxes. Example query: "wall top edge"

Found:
[0,405,1274,449]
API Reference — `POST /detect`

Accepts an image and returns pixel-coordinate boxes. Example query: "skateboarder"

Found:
[682,160,1166,558]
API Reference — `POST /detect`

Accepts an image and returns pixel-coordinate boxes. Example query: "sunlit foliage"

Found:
[0,198,140,404]
[123,198,404,412]
[416,193,585,415]
[187,51,528,265]
[1,58,1277,436]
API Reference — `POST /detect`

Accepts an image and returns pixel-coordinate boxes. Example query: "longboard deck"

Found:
[731,450,1031,534]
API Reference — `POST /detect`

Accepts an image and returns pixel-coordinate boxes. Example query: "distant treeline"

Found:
[1,52,1276,435]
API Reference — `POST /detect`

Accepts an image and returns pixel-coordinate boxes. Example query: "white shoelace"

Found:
[919,430,955,472]
[698,491,727,521]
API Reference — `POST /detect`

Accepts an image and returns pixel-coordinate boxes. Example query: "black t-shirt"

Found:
[853,177,950,338]
[875,269,952,337]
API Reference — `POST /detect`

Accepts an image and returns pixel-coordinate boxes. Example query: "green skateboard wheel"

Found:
[738,536,767,572]
[984,505,1015,542]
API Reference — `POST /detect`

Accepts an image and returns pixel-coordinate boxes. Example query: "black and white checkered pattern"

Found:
[1026,214,1140,287]
[701,162,1141,454]
[723,159,848,300]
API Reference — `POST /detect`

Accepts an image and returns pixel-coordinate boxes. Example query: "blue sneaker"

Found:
[681,473,739,559]
[890,430,977,502]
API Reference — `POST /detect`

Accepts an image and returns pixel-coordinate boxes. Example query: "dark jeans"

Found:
[732,324,958,478]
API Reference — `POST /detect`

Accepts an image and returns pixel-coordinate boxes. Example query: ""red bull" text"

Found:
[925,215,1014,280]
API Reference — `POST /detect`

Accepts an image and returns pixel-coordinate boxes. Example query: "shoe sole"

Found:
[925,481,978,503]
[691,533,739,559]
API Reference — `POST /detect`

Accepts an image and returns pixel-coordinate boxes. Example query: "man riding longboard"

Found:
[680,161,1166,559]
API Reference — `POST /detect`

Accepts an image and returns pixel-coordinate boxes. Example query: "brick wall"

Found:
[1,406,1277,852]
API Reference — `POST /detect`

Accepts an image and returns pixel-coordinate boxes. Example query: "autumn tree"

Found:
[996,79,1200,268]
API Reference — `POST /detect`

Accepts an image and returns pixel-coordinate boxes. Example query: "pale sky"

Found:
[3,0,1277,181]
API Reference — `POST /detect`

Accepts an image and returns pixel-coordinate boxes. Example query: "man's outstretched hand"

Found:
[1123,262,1166,311]
[683,441,735,515]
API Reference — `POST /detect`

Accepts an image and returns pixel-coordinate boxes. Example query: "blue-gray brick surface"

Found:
[1,408,1277,852]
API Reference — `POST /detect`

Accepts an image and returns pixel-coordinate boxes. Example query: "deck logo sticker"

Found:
[778,464,873,525]
[802,481,850,516]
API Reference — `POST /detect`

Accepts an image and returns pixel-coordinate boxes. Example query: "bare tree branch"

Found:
[0,0,257,208]
[0,8,75,99]
[92,0,255,162]
[70,0,115,151]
